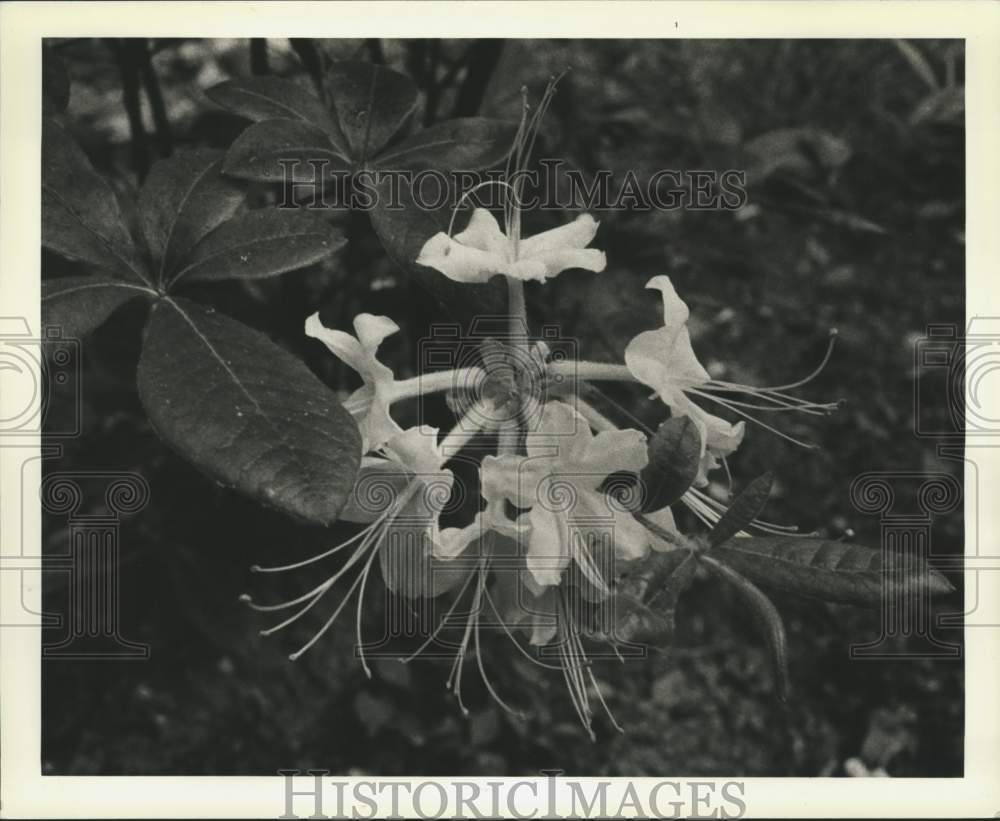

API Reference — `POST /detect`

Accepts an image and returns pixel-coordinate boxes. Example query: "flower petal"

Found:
[305,312,369,375]
[529,588,559,646]
[624,325,710,395]
[519,213,600,256]
[416,231,511,283]
[525,400,587,459]
[526,505,571,587]
[577,427,649,478]
[383,425,444,476]
[353,313,399,358]
[514,247,605,283]
[454,208,509,256]
[694,416,745,485]
[646,275,690,331]
[436,515,486,560]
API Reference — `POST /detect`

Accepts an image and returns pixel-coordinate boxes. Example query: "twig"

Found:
[250,38,270,76]
[452,40,504,117]
[107,38,150,181]
[138,40,173,158]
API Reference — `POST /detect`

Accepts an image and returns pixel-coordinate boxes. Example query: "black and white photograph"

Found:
[3,3,1000,819]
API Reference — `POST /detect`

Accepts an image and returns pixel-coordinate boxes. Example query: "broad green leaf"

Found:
[137,297,362,525]
[169,209,344,286]
[326,61,418,165]
[42,277,155,339]
[637,416,702,513]
[369,175,506,319]
[42,119,149,285]
[138,150,245,284]
[221,118,349,183]
[206,76,342,143]
[711,536,955,607]
[707,472,774,547]
[701,554,789,701]
[374,117,516,171]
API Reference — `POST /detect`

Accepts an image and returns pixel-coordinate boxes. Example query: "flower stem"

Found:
[390,367,485,402]
[548,360,635,384]
[500,275,529,455]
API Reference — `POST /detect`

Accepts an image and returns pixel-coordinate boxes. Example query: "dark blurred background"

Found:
[42,37,964,776]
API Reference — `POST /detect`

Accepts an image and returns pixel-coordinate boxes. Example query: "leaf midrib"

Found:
[43,182,151,287]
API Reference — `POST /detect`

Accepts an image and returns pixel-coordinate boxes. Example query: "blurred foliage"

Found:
[43,37,963,776]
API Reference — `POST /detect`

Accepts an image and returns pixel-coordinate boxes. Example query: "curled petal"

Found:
[516,247,605,283]
[646,275,691,332]
[624,326,710,395]
[519,213,600,257]
[695,416,746,486]
[305,312,368,375]
[353,313,399,359]
[453,208,509,256]
[416,232,510,283]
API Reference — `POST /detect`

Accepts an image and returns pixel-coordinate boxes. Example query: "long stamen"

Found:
[556,591,597,740]
[469,559,526,717]
[699,390,838,415]
[687,388,821,450]
[288,569,368,660]
[354,538,382,679]
[484,588,562,671]
[685,486,802,535]
[402,571,476,663]
[250,512,389,573]
[255,528,381,632]
[586,666,624,735]
[447,579,480,717]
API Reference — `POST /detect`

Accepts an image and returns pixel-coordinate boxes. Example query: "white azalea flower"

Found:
[416,208,606,285]
[305,312,402,452]
[624,275,746,486]
[479,400,665,590]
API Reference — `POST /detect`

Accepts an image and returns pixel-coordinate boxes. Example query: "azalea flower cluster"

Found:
[243,82,836,736]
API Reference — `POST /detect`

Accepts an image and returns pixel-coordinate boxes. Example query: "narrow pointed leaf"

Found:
[707,472,774,547]
[637,416,702,513]
[169,209,344,285]
[42,277,155,339]
[701,554,789,701]
[206,77,342,142]
[138,150,245,283]
[222,118,349,183]
[326,61,418,164]
[42,119,149,285]
[712,536,956,607]
[137,297,362,525]
[374,117,516,171]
